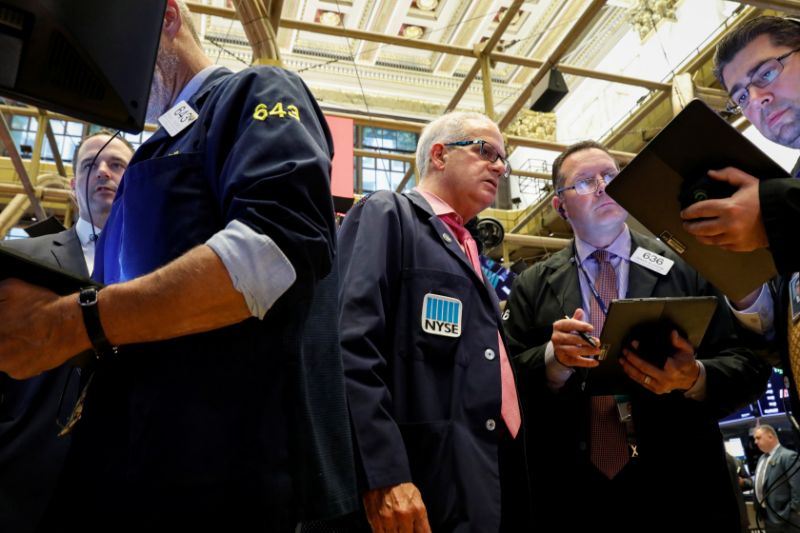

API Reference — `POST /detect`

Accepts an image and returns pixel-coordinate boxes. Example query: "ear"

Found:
[162,0,182,40]
[69,177,76,192]
[552,195,567,220]
[429,143,447,172]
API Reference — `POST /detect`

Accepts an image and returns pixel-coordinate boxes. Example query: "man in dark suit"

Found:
[690,16,800,433]
[0,131,133,533]
[503,140,771,532]
[680,16,800,275]
[0,1,354,529]
[753,424,800,532]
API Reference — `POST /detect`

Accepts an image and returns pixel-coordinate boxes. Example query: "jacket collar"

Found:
[405,190,500,307]
[542,229,666,315]
[139,67,233,150]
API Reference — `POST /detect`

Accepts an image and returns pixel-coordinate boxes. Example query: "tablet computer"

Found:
[585,295,718,395]
[605,99,782,301]
[0,244,100,294]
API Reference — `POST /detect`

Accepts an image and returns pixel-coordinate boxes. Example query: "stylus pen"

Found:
[563,315,597,348]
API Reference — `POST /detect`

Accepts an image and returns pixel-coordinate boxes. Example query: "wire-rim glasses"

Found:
[556,172,618,196]
[726,47,800,114]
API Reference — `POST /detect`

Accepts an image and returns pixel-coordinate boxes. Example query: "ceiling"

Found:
[3,0,800,260]
[184,0,800,263]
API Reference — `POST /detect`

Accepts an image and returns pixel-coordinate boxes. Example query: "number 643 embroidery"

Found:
[253,102,300,122]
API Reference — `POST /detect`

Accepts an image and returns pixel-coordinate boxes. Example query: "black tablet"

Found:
[585,295,718,395]
[605,99,782,301]
[0,245,100,294]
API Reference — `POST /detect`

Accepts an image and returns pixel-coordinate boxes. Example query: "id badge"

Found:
[614,394,633,423]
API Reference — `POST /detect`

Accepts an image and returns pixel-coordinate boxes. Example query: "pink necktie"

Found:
[441,214,521,438]
[589,249,630,479]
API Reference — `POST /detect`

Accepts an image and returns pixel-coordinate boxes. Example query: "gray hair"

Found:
[756,424,778,438]
[416,111,498,179]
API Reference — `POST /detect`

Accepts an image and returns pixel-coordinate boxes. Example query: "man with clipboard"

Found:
[700,24,800,531]
[503,140,770,532]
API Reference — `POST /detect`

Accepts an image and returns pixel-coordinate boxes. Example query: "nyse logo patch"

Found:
[421,293,462,338]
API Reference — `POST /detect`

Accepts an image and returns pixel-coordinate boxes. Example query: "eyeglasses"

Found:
[726,47,800,114]
[556,171,618,196]
[444,139,512,179]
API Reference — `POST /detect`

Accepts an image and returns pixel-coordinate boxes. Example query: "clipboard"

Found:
[605,99,782,301]
[585,295,718,395]
[0,245,100,294]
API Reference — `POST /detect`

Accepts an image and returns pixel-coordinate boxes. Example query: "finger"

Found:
[619,355,658,388]
[681,216,727,237]
[552,331,600,349]
[621,349,662,378]
[415,512,432,533]
[679,198,729,222]
[397,509,415,533]
[554,318,594,334]
[556,347,601,368]
[670,330,695,355]
[708,167,757,188]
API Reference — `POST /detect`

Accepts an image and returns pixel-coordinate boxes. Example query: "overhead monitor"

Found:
[0,0,166,133]
[719,368,791,425]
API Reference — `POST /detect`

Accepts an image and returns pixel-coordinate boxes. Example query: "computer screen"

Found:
[719,368,791,425]
[0,0,165,132]
[724,437,746,460]
[479,256,517,302]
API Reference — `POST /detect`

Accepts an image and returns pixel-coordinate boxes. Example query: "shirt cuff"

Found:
[683,361,707,401]
[545,341,575,391]
[726,283,774,336]
[206,219,296,320]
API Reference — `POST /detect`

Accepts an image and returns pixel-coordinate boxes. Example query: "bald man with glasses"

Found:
[696,17,800,473]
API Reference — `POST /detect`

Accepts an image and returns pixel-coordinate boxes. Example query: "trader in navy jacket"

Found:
[338,111,529,532]
[0,1,354,530]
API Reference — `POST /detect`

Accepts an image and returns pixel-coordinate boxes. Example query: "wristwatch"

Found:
[78,286,117,359]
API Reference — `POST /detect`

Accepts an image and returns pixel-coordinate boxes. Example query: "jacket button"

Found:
[485,419,496,431]
[484,349,496,360]
[442,232,452,243]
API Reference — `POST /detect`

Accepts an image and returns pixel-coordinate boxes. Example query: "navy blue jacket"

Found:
[48,67,354,529]
[338,190,524,531]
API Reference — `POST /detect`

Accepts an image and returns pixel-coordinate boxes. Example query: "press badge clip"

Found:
[158,100,198,137]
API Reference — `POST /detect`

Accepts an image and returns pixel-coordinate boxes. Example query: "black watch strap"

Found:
[78,286,116,359]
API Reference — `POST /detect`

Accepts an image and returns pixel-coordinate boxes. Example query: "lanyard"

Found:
[574,245,610,317]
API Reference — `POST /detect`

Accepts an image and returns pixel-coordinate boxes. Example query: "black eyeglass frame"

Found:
[726,46,800,114]
[443,139,512,179]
